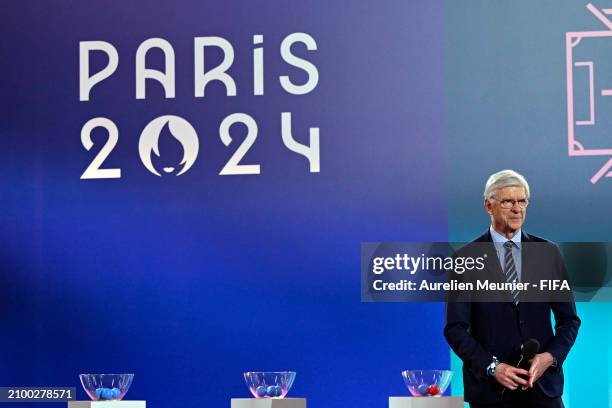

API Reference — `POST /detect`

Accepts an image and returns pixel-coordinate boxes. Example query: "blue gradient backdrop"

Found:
[0,1,448,408]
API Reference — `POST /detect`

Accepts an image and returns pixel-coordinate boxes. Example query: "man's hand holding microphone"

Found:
[490,339,556,392]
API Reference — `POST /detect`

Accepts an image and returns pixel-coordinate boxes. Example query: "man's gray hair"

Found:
[483,169,530,200]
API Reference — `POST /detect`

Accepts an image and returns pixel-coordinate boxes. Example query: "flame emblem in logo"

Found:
[138,115,199,176]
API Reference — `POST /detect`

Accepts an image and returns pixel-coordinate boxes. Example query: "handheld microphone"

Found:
[502,338,540,394]
[517,338,540,370]
[517,339,540,391]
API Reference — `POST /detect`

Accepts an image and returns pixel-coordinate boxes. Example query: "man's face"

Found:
[484,186,527,236]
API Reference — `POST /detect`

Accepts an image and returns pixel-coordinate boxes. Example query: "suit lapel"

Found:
[519,231,536,303]
[479,228,519,304]
[480,229,509,284]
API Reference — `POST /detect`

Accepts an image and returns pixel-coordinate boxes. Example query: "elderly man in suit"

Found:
[444,169,580,408]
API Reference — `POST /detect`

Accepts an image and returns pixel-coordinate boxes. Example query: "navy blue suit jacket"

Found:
[444,230,580,404]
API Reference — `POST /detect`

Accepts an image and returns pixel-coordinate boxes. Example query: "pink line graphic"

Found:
[590,158,612,183]
[574,62,594,125]
[566,3,612,183]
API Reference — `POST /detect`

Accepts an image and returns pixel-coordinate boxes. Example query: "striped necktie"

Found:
[503,241,520,303]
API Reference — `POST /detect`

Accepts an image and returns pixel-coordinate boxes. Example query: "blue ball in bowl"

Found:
[267,385,282,397]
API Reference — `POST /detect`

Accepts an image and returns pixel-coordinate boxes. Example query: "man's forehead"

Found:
[495,186,527,197]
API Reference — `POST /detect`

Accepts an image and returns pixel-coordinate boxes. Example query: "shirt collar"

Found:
[490,225,522,247]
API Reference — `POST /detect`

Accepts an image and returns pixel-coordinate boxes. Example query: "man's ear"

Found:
[484,199,493,215]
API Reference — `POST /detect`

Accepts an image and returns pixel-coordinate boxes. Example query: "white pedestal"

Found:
[389,396,464,408]
[231,398,306,408]
[68,402,146,408]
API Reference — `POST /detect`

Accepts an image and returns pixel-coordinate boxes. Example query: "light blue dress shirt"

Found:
[490,225,522,282]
